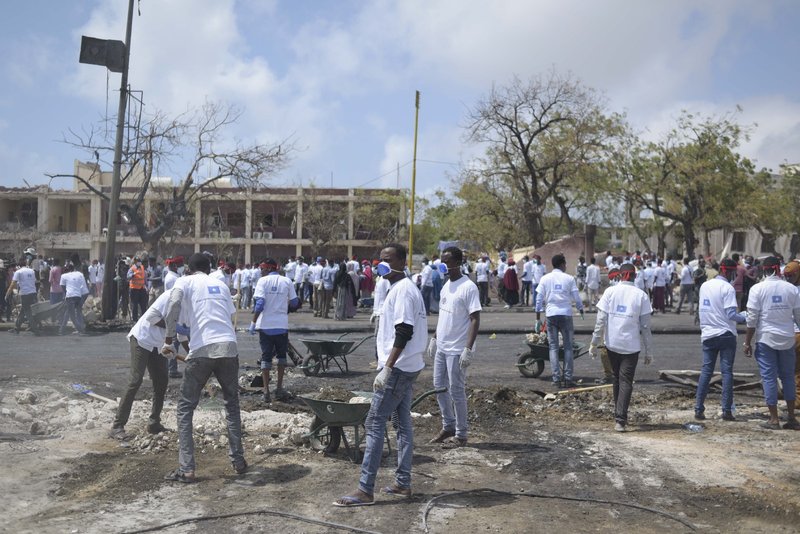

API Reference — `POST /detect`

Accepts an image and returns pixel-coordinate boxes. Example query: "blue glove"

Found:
[175,323,190,336]
[248,321,257,335]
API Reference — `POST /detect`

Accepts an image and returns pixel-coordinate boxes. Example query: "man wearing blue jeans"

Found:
[427,246,481,448]
[162,253,247,483]
[743,256,800,430]
[335,243,426,506]
[695,259,745,421]
[535,254,584,388]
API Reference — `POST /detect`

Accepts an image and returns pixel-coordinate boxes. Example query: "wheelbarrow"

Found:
[300,387,446,462]
[516,340,589,378]
[296,333,375,376]
[30,300,64,331]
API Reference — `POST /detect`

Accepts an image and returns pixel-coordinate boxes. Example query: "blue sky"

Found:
[1,0,799,196]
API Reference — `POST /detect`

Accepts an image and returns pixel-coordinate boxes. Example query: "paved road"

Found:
[0,314,761,402]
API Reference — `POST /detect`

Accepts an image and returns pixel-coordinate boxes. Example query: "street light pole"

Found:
[101,0,135,321]
[408,91,420,261]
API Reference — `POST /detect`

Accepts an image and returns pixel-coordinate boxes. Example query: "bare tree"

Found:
[47,101,292,256]
[302,187,348,258]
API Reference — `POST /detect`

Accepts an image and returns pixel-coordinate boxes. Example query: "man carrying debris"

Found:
[58,261,90,335]
[5,258,38,334]
[589,263,654,432]
[335,243,426,506]
[427,246,481,448]
[743,256,800,430]
[249,258,299,403]
[109,290,187,440]
[535,254,584,388]
[162,253,247,482]
[694,259,746,421]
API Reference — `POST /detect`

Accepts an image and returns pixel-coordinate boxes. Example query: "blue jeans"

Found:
[547,315,574,382]
[754,342,797,406]
[433,350,468,439]
[258,331,288,370]
[359,368,419,495]
[421,286,433,315]
[695,332,736,414]
[176,356,244,474]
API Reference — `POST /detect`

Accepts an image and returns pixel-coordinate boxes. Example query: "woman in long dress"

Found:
[334,261,358,320]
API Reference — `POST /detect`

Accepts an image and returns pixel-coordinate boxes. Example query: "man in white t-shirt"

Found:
[59,262,90,335]
[531,255,546,299]
[162,256,185,379]
[6,259,38,333]
[743,256,800,430]
[585,257,601,311]
[427,247,481,448]
[109,291,188,440]
[652,261,667,313]
[295,257,308,301]
[520,256,533,306]
[475,256,491,306]
[335,243,426,507]
[589,263,654,431]
[419,258,434,315]
[535,254,584,387]
[283,256,297,284]
[249,258,299,403]
[695,259,746,422]
[676,257,696,315]
[162,253,246,482]
[309,257,324,314]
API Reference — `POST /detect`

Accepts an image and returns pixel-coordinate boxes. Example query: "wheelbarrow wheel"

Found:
[302,354,322,376]
[517,353,545,378]
[309,416,341,453]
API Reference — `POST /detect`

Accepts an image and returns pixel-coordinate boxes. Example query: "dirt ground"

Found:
[2,370,800,534]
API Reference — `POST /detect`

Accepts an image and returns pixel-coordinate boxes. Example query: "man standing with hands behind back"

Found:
[335,243,426,506]
[427,246,481,448]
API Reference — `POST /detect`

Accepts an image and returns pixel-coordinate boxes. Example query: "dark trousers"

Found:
[113,337,168,429]
[15,293,37,331]
[608,349,639,425]
[130,288,148,321]
[521,281,532,306]
[421,285,433,314]
[477,281,489,305]
[59,296,85,333]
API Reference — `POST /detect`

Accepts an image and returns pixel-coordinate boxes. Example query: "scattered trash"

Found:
[682,423,704,433]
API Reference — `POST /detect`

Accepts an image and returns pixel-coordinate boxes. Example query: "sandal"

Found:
[760,422,781,430]
[381,485,412,497]
[333,495,375,507]
[164,469,196,483]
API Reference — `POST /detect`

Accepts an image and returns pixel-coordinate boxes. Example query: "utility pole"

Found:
[100,0,135,320]
[408,91,420,260]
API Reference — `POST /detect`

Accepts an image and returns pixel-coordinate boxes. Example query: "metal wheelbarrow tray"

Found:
[300,387,446,462]
[516,341,588,378]
[296,332,374,376]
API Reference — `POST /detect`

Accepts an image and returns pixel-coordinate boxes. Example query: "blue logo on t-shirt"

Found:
[772,295,782,303]
[616,305,627,313]
[703,299,710,306]
[208,286,221,294]
[554,284,563,290]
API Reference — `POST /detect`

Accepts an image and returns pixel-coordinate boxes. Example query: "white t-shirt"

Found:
[296,263,308,284]
[163,269,179,291]
[680,265,693,285]
[284,260,297,281]
[605,255,614,268]
[532,263,546,284]
[309,264,323,284]
[746,276,800,349]
[249,267,261,286]
[653,266,667,287]
[376,277,427,373]
[475,262,489,283]
[60,271,89,298]
[535,269,583,317]
[12,267,37,295]
[420,265,434,287]
[644,266,655,289]
[597,282,652,354]
[585,264,600,290]
[174,273,237,354]
[253,273,297,330]
[522,261,534,282]
[634,269,645,291]
[128,291,171,352]
[209,269,227,285]
[373,278,390,317]
[497,261,507,280]
[699,276,739,340]
[88,264,102,284]
[436,277,481,354]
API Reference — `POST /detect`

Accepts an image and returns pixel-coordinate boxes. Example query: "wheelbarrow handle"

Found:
[346,333,376,354]
[410,387,447,410]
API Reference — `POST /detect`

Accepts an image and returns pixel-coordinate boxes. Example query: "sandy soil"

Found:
[1,377,799,534]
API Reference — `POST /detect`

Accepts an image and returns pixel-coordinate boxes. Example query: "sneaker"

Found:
[614,423,626,432]
[694,411,706,421]
[262,389,271,403]
[721,412,736,421]
[147,422,168,434]
[429,429,455,444]
[441,437,468,449]
[164,469,196,483]
[232,459,248,474]
[108,427,128,440]
[503,304,510,309]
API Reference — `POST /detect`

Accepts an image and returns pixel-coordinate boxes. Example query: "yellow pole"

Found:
[409,91,420,260]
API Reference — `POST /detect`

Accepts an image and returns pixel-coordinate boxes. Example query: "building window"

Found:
[261,214,274,227]
[760,233,775,254]
[731,231,746,252]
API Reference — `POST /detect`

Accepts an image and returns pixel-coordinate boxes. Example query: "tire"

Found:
[309,416,341,453]
[302,354,322,376]
[517,353,545,378]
